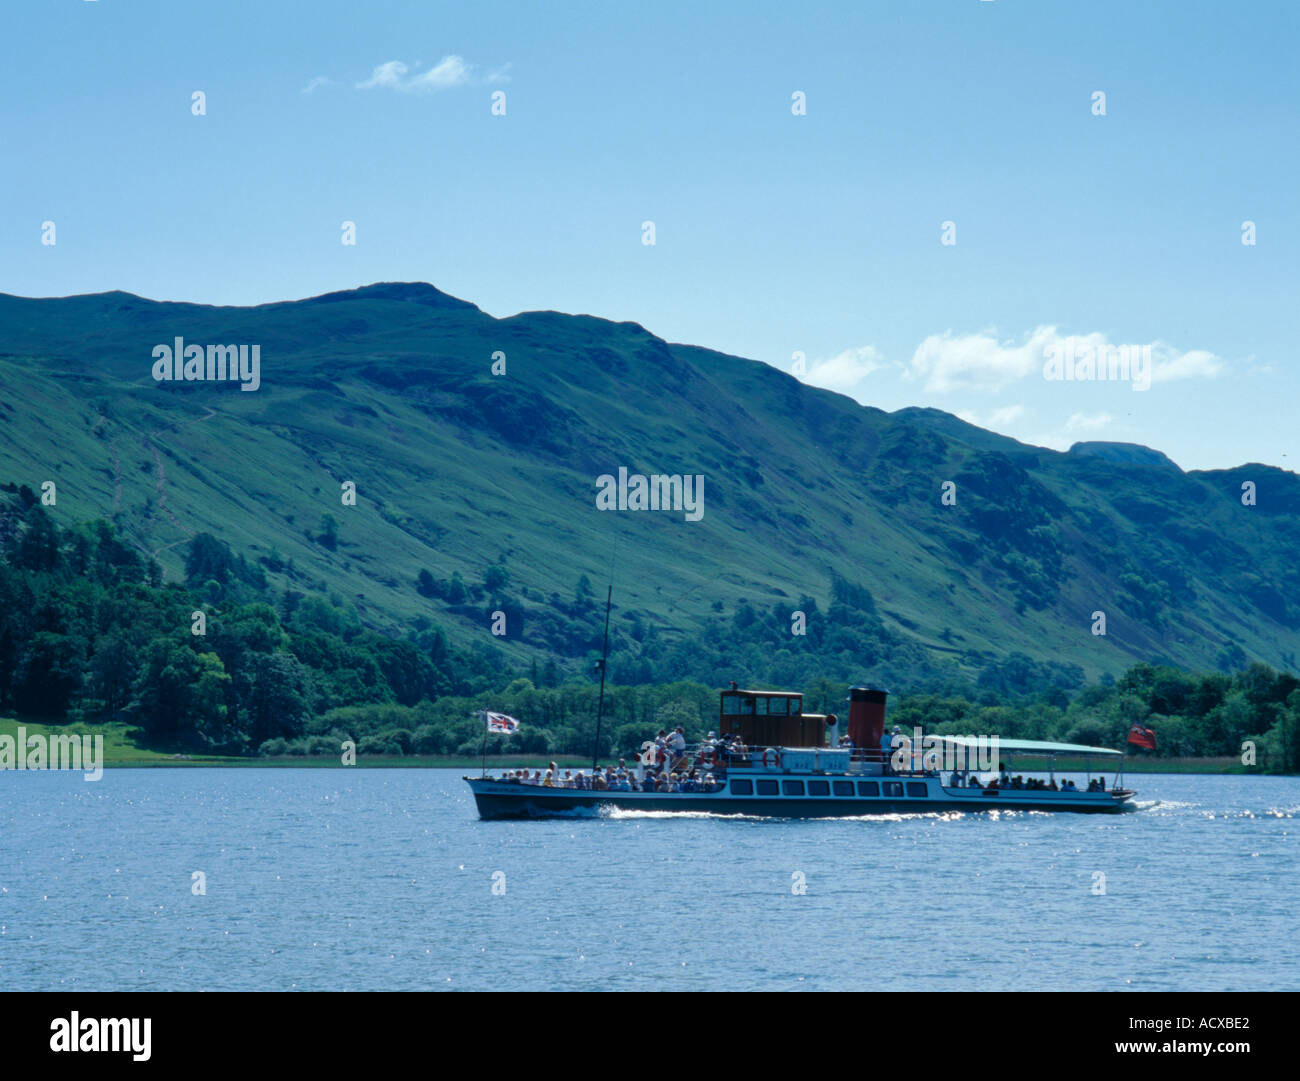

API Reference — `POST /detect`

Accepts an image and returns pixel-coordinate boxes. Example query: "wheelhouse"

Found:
[719,686,829,748]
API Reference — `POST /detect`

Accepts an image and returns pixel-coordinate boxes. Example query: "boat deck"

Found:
[466,772,1135,819]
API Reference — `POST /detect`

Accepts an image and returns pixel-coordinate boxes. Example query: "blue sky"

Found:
[1,0,1295,472]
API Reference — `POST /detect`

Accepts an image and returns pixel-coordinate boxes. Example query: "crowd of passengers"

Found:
[500,760,722,793]
[950,771,1109,792]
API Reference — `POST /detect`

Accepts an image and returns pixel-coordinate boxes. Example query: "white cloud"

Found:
[487,63,513,84]
[1063,411,1113,432]
[803,345,885,391]
[1151,347,1223,383]
[907,325,1226,393]
[908,325,1059,392]
[953,404,1027,428]
[357,60,410,90]
[301,76,333,95]
[410,55,472,90]
[356,56,480,93]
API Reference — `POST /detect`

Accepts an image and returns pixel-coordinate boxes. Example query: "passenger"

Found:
[703,772,716,791]
[654,730,669,768]
[542,770,554,787]
[880,727,894,772]
[667,726,687,768]
[1049,779,1058,791]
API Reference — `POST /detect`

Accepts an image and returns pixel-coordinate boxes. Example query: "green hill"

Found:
[2,281,1297,688]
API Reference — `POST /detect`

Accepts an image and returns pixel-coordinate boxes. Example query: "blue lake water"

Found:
[1,769,1297,991]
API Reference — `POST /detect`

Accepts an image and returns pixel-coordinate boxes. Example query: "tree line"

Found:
[1,484,1297,770]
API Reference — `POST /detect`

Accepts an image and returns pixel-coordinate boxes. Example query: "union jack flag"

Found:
[484,711,520,734]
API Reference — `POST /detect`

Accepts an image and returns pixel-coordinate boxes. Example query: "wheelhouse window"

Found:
[833,780,854,796]
[730,779,753,795]
[755,696,769,715]
[808,780,830,796]
[756,779,779,795]
[768,697,789,716]
[857,781,879,797]
[782,780,805,796]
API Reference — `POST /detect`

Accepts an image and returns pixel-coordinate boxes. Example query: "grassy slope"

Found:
[0,284,1297,686]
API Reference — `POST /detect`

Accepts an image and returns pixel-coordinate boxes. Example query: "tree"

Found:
[483,564,510,596]
[317,514,339,551]
[89,634,135,712]
[135,639,202,737]
[417,569,437,597]
[242,652,310,744]
[17,507,61,572]
[185,533,236,585]
[13,632,85,716]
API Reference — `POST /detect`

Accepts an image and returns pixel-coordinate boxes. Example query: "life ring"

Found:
[699,750,716,769]
[761,747,782,769]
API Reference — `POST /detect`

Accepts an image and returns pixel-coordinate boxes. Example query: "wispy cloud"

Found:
[1151,348,1223,384]
[356,55,485,93]
[803,345,885,391]
[1063,411,1113,432]
[301,76,334,95]
[955,404,1028,428]
[409,55,471,89]
[908,326,1060,392]
[906,325,1226,393]
[357,60,410,90]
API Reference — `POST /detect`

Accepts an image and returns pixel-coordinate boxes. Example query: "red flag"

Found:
[1126,722,1156,751]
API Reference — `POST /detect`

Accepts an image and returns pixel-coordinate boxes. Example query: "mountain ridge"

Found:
[1,282,1296,686]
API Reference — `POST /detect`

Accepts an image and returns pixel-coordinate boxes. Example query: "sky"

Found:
[1,0,1296,472]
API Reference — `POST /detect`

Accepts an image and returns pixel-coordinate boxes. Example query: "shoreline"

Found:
[0,721,1284,774]
[0,754,1280,775]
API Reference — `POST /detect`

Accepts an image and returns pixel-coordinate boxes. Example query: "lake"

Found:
[2,769,1296,991]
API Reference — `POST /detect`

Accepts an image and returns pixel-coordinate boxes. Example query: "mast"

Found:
[591,583,612,772]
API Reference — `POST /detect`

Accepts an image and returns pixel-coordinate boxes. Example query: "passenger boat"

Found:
[464,685,1138,819]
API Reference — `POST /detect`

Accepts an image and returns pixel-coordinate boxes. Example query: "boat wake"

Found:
[603,807,777,821]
